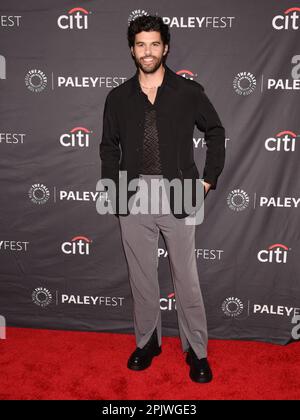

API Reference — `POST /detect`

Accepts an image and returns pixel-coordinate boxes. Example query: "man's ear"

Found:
[131,46,134,57]
[163,44,168,56]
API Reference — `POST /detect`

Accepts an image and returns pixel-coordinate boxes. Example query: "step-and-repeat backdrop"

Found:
[1,0,299,345]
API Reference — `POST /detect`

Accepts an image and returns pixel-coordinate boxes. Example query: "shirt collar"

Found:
[129,64,177,97]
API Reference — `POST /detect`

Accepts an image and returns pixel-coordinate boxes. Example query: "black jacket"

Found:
[99,64,225,218]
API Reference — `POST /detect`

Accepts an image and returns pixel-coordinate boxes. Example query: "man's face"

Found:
[130,31,168,74]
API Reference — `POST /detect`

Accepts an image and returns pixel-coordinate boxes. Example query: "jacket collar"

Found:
[129,64,178,97]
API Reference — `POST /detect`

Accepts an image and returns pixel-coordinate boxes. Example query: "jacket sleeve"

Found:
[194,83,226,190]
[99,91,121,189]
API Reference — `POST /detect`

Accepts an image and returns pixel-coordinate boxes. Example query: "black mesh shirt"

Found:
[139,90,163,175]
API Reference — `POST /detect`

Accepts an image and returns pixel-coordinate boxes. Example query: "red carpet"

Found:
[0,327,299,400]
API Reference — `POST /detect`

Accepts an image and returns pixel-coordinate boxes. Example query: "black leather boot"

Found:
[127,328,162,371]
[186,346,213,383]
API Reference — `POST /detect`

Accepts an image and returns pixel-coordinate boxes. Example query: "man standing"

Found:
[100,15,225,383]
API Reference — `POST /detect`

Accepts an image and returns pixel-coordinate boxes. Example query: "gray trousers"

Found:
[118,174,208,359]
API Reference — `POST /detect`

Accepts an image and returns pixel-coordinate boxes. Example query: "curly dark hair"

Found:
[127,14,170,51]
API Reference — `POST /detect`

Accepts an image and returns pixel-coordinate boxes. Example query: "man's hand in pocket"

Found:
[203,181,211,195]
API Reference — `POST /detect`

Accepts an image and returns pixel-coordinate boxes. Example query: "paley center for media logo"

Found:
[32,287,53,307]
[221,297,300,320]
[31,288,125,308]
[28,183,50,204]
[222,297,245,318]
[25,68,126,90]
[28,182,108,206]
[233,72,257,96]
[227,188,299,212]
[233,58,300,95]
[128,9,149,25]
[25,69,47,93]
[24,67,125,91]
[22,61,208,93]
[227,189,250,211]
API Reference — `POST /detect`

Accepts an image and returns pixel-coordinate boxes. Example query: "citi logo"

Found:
[265,130,297,152]
[60,127,92,148]
[257,243,290,264]
[57,7,90,30]
[176,69,197,80]
[61,235,92,255]
[272,7,300,30]
[160,292,177,311]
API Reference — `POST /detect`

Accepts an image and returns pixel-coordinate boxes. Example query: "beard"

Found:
[135,55,164,74]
